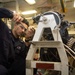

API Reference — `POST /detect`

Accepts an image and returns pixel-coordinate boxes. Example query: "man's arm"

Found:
[0,8,23,22]
[0,8,13,18]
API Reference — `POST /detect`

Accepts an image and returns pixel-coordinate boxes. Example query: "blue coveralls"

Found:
[0,8,27,75]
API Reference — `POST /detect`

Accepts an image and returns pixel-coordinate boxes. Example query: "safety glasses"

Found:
[16,22,28,31]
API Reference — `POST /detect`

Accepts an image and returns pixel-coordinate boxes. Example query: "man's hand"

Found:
[12,12,23,22]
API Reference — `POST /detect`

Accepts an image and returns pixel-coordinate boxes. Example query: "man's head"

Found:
[12,18,29,38]
[25,26,35,41]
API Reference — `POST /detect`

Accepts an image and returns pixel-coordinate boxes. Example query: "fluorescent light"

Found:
[74,0,75,7]
[22,10,37,15]
[25,0,36,4]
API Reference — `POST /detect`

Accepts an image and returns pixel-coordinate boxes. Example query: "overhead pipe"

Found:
[15,0,20,13]
[59,0,65,13]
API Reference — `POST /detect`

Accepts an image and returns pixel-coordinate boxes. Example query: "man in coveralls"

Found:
[0,8,29,75]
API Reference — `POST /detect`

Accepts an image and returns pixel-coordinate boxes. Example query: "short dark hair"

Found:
[22,18,29,27]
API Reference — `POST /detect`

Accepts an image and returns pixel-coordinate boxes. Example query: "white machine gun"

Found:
[26,11,69,75]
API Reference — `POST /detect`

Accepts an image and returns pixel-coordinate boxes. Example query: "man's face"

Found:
[25,27,35,39]
[14,22,28,37]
